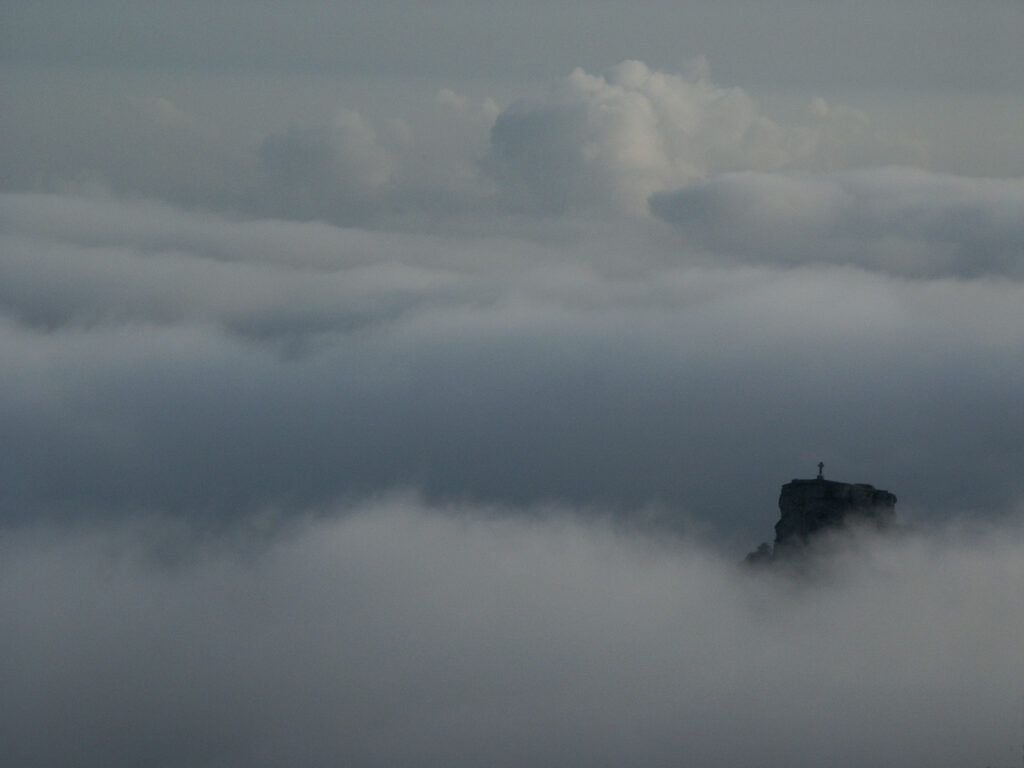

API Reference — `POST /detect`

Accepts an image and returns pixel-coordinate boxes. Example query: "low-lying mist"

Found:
[3,497,1021,768]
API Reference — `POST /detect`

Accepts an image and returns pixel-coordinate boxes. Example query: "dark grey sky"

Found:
[1,2,1023,765]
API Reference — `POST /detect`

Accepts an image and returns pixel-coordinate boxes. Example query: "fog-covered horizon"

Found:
[4,499,1023,768]
[2,2,1023,765]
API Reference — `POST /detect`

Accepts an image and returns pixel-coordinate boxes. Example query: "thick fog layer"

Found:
[3,502,1022,768]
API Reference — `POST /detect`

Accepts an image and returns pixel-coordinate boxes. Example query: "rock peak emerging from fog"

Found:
[747,470,897,564]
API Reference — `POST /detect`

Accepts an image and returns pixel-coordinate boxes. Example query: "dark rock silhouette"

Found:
[747,466,897,564]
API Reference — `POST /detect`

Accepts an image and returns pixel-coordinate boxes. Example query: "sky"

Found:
[2,2,1024,766]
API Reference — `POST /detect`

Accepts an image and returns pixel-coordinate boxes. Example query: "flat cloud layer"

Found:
[650,168,1024,278]
[3,501,1023,768]
[3,185,1024,546]
[1,195,1022,541]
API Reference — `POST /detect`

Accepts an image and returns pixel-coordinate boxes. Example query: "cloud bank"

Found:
[651,168,1024,278]
[1,60,923,225]
[3,188,1024,546]
[3,501,1022,768]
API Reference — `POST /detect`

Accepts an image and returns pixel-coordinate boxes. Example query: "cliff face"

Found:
[748,475,897,563]
[775,479,896,548]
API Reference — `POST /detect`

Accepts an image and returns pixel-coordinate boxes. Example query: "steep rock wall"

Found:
[747,475,897,564]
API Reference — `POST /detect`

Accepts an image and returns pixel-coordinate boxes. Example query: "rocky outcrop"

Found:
[747,471,897,564]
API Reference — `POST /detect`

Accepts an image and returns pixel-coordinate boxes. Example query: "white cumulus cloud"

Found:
[484,61,919,216]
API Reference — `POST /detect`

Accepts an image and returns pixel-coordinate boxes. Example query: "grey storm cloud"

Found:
[649,168,1024,278]
[2,501,1023,768]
